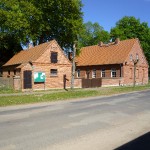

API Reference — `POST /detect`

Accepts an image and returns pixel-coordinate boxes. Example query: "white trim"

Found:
[111,68,116,78]
[92,69,96,78]
[101,69,105,77]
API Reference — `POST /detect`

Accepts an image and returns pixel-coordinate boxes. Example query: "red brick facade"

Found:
[2,38,149,90]
[74,39,149,87]
[2,40,72,90]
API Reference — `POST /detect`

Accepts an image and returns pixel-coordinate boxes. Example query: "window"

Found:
[101,69,105,77]
[92,69,96,78]
[76,69,80,78]
[111,68,116,77]
[51,52,58,63]
[50,69,58,76]
[130,54,133,61]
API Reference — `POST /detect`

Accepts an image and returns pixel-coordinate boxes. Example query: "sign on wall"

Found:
[34,72,46,82]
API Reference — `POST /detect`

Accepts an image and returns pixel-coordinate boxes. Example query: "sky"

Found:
[82,0,150,32]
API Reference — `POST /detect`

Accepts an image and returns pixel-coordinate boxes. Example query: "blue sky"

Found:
[82,0,150,32]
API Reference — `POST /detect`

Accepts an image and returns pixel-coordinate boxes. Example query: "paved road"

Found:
[0,90,150,150]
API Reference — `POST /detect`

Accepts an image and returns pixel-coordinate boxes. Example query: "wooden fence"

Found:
[82,78,102,88]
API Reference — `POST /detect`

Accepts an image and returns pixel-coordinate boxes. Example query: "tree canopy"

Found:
[78,21,110,48]
[110,16,150,65]
[0,0,83,65]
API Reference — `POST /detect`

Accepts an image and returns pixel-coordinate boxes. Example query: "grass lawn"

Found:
[0,84,150,107]
[0,87,20,94]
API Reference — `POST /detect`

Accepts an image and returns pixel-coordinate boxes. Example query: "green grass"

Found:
[0,87,19,94]
[0,84,150,107]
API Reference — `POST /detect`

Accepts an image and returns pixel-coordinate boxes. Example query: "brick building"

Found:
[2,40,72,90]
[75,38,149,87]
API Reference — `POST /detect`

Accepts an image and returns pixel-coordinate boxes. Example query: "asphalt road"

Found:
[0,90,150,150]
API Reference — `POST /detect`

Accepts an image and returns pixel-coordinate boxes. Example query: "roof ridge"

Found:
[31,40,53,63]
[3,40,54,66]
[76,38,138,66]
[81,38,137,49]
[26,40,51,50]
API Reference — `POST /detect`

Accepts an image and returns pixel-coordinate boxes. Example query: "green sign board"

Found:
[34,72,46,82]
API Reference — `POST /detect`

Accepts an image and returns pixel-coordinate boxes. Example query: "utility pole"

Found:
[71,41,77,89]
[133,59,139,87]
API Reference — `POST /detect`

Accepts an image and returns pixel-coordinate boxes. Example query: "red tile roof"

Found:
[3,40,54,66]
[76,38,137,66]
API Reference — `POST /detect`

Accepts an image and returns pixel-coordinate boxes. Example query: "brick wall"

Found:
[2,65,21,78]
[0,77,13,88]
[74,78,82,88]
[75,40,149,87]
[101,78,123,87]
[20,41,72,90]
[30,64,71,90]
[123,40,149,85]
[2,41,72,91]
[13,76,21,90]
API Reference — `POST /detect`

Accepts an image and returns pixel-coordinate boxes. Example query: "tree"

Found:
[27,0,83,50]
[78,21,110,48]
[0,0,41,64]
[0,0,83,65]
[110,16,150,66]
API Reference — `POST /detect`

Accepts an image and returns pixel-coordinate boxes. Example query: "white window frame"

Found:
[130,54,133,61]
[50,69,58,76]
[111,68,116,78]
[101,69,105,77]
[92,69,96,78]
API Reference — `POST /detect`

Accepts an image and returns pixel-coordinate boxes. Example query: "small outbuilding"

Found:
[2,40,72,91]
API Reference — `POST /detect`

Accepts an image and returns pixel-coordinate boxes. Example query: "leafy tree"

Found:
[0,0,41,44]
[110,16,150,66]
[0,0,83,66]
[0,0,41,65]
[78,21,110,48]
[31,0,83,50]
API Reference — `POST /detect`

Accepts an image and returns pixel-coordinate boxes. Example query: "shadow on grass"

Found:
[115,132,150,150]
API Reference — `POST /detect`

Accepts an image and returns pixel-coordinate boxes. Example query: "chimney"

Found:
[68,52,73,61]
[115,38,120,44]
[28,43,33,49]
[98,41,103,47]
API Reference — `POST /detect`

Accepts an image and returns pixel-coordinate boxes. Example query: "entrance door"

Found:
[23,71,32,89]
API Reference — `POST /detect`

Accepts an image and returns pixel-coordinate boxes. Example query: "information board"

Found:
[34,72,45,82]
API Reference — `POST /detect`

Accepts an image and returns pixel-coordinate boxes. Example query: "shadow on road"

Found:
[115,132,150,150]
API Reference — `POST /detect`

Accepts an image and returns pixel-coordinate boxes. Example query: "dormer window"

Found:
[51,52,58,63]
